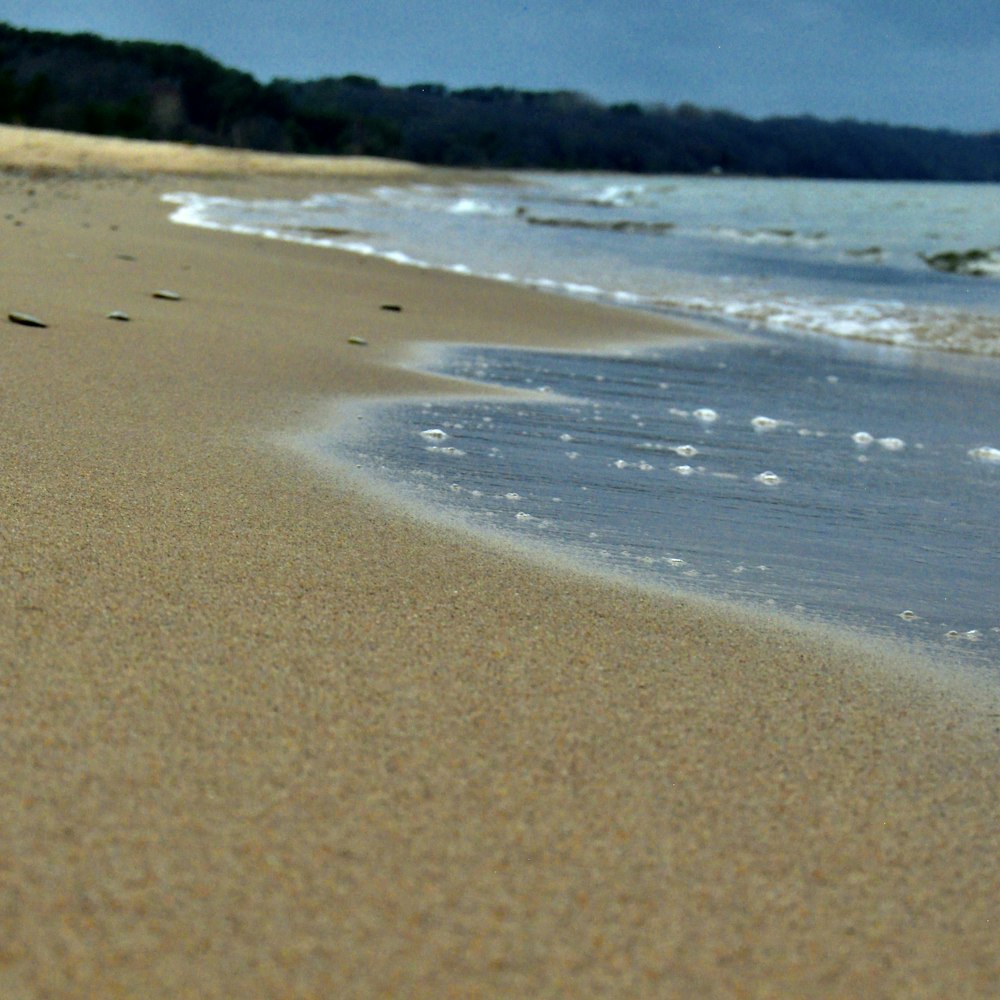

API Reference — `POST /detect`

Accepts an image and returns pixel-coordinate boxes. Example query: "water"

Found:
[164,174,1000,664]
[165,174,1000,353]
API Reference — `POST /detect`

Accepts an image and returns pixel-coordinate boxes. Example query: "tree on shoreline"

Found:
[1,21,997,181]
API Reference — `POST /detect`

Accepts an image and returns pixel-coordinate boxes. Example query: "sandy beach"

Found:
[2,126,998,998]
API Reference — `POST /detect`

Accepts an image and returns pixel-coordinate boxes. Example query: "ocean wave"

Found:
[709,225,828,247]
[163,189,1000,358]
[672,294,1000,355]
[584,182,647,207]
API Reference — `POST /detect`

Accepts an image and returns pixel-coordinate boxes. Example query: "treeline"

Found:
[2,21,999,181]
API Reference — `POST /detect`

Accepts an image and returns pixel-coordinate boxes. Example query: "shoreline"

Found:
[3,128,999,997]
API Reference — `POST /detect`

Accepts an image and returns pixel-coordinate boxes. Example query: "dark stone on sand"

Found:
[380,304,403,312]
[8,311,47,328]
[107,311,131,322]
[347,336,368,345]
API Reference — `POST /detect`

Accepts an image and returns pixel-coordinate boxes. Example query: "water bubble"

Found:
[672,464,695,476]
[612,459,629,469]
[515,511,534,521]
[673,444,699,457]
[559,432,574,442]
[969,446,1000,463]
[755,471,783,486]
[852,431,874,446]
[898,609,917,621]
[420,428,449,441]
[877,437,906,451]
[751,415,780,431]
[694,408,719,423]
[504,492,522,501]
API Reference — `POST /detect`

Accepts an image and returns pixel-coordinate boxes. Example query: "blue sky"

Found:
[2,0,998,132]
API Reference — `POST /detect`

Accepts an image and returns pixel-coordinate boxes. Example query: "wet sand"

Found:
[2,126,998,998]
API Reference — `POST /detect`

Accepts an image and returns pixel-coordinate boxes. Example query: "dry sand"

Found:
[1,127,998,998]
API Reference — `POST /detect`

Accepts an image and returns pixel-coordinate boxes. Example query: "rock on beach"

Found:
[8,311,47,328]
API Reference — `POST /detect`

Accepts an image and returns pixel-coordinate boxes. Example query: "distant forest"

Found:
[2,21,999,181]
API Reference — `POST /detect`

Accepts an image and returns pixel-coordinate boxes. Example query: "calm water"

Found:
[166,174,1000,664]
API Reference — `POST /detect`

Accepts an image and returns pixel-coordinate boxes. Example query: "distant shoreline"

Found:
[2,20,999,180]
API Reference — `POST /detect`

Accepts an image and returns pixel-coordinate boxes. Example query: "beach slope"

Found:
[1,127,998,998]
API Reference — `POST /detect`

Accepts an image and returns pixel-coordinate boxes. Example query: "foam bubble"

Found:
[969,446,1000,463]
[852,431,874,446]
[672,444,699,457]
[694,408,719,423]
[420,428,449,441]
[754,471,783,485]
[672,464,695,476]
[751,416,780,431]
[877,437,906,451]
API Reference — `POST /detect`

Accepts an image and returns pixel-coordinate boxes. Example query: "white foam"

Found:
[877,437,906,451]
[424,445,465,456]
[754,471,783,485]
[969,446,1000,463]
[448,197,505,216]
[852,431,875,446]
[751,416,780,432]
[420,428,449,440]
[693,408,719,423]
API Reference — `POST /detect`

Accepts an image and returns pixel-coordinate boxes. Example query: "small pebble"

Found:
[8,311,47,328]
[106,311,131,322]
[347,336,368,346]
[152,289,182,301]
[380,304,403,312]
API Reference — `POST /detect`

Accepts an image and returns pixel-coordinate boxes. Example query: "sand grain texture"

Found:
[1,127,998,998]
